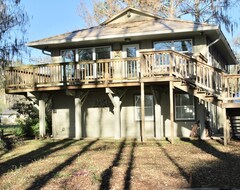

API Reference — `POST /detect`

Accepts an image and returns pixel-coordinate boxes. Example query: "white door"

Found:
[122,44,140,78]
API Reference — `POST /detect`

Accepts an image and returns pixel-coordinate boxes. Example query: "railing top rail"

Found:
[223,74,240,78]
[5,57,141,71]
[139,49,194,60]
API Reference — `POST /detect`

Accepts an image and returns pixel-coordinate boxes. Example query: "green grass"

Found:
[0,125,21,135]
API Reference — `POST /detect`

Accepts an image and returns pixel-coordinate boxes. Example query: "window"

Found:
[78,48,93,61]
[61,49,76,62]
[174,40,192,53]
[154,42,172,51]
[175,94,195,120]
[135,95,154,121]
[126,47,137,57]
[154,40,192,53]
[96,47,111,59]
[61,46,111,62]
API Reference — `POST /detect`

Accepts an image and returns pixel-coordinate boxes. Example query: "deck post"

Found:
[106,88,122,139]
[151,87,161,139]
[140,82,145,142]
[223,107,228,146]
[169,81,174,144]
[114,96,121,139]
[75,96,82,140]
[39,99,46,138]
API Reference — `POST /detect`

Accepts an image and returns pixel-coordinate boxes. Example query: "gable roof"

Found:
[27,7,237,64]
[27,8,217,48]
[101,7,161,25]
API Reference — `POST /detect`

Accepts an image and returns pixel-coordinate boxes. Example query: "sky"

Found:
[21,0,86,63]
[20,0,240,64]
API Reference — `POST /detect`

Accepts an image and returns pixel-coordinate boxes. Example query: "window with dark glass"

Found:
[78,48,93,61]
[96,47,111,59]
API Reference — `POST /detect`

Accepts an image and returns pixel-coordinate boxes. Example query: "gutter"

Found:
[42,49,51,56]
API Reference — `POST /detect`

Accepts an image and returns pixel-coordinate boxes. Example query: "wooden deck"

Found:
[4,50,240,105]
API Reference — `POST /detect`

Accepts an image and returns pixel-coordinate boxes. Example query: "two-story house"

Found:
[5,7,240,145]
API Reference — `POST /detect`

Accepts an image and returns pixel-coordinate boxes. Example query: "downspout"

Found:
[207,36,221,65]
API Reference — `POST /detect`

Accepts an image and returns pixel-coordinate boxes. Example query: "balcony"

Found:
[4,50,240,104]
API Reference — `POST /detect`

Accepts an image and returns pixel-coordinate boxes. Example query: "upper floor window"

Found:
[61,49,76,62]
[61,46,111,62]
[154,40,192,53]
[96,47,111,59]
[175,93,195,121]
[78,48,93,61]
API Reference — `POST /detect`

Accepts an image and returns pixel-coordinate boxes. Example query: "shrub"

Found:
[0,139,7,152]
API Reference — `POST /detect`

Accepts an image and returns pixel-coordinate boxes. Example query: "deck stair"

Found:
[173,81,217,103]
[229,115,240,138]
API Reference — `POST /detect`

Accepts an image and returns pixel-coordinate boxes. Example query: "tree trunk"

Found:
[195,0,200,22]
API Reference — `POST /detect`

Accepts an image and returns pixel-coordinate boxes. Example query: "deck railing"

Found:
[4,50,240,102]
[223,75,240,100]
[5,58,140,90]
[140,50,224,95]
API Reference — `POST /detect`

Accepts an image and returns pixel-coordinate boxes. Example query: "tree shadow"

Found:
[99,139,126,190]
[155,140,191,184]
[0,139,76,177]
[124,138,136,190]
[26,139,98,190]
[189,139,240,188]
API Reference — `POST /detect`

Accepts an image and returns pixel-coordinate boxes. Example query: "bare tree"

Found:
[180,0,237,33]
[78,0,237,34]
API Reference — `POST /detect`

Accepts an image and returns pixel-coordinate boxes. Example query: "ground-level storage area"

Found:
[49,84,225,139]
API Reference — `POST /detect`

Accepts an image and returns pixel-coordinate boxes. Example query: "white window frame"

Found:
[153,39,193,54]
[60,46,112,62]
[135,95,154,121]
[175,93,195,121]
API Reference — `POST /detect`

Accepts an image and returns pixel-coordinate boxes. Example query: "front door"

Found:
[122,44,139,78]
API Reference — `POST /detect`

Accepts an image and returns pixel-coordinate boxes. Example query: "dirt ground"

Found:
[0,138,240,189]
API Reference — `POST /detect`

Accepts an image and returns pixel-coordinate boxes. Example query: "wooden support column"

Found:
[39,99,46,138]
[75,91,89,140]
[114,96,121,139]
[169,81,174,144]
[140,82,145,142]
[75,97,82,140]
[106,88,123,139]
[223,107,228,146]
[151,87,161,139]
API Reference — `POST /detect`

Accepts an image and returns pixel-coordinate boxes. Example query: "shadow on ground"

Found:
[189,140,240,188]
[99,139,137,190]
[0,139,76,177]
[26,139,98,190]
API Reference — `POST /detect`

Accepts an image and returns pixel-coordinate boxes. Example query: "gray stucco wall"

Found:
[52,93,75,138]
[51,86,224,139]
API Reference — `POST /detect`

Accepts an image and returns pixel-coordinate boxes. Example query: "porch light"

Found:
[125,38,131,42]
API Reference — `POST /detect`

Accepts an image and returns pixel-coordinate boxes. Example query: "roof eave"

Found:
[27,25,218,48]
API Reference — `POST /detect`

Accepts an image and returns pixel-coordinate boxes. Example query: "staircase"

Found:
[228,109,240,139]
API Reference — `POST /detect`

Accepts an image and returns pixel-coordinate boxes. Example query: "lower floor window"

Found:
[175,94,195,120]
[135,95,154,121]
